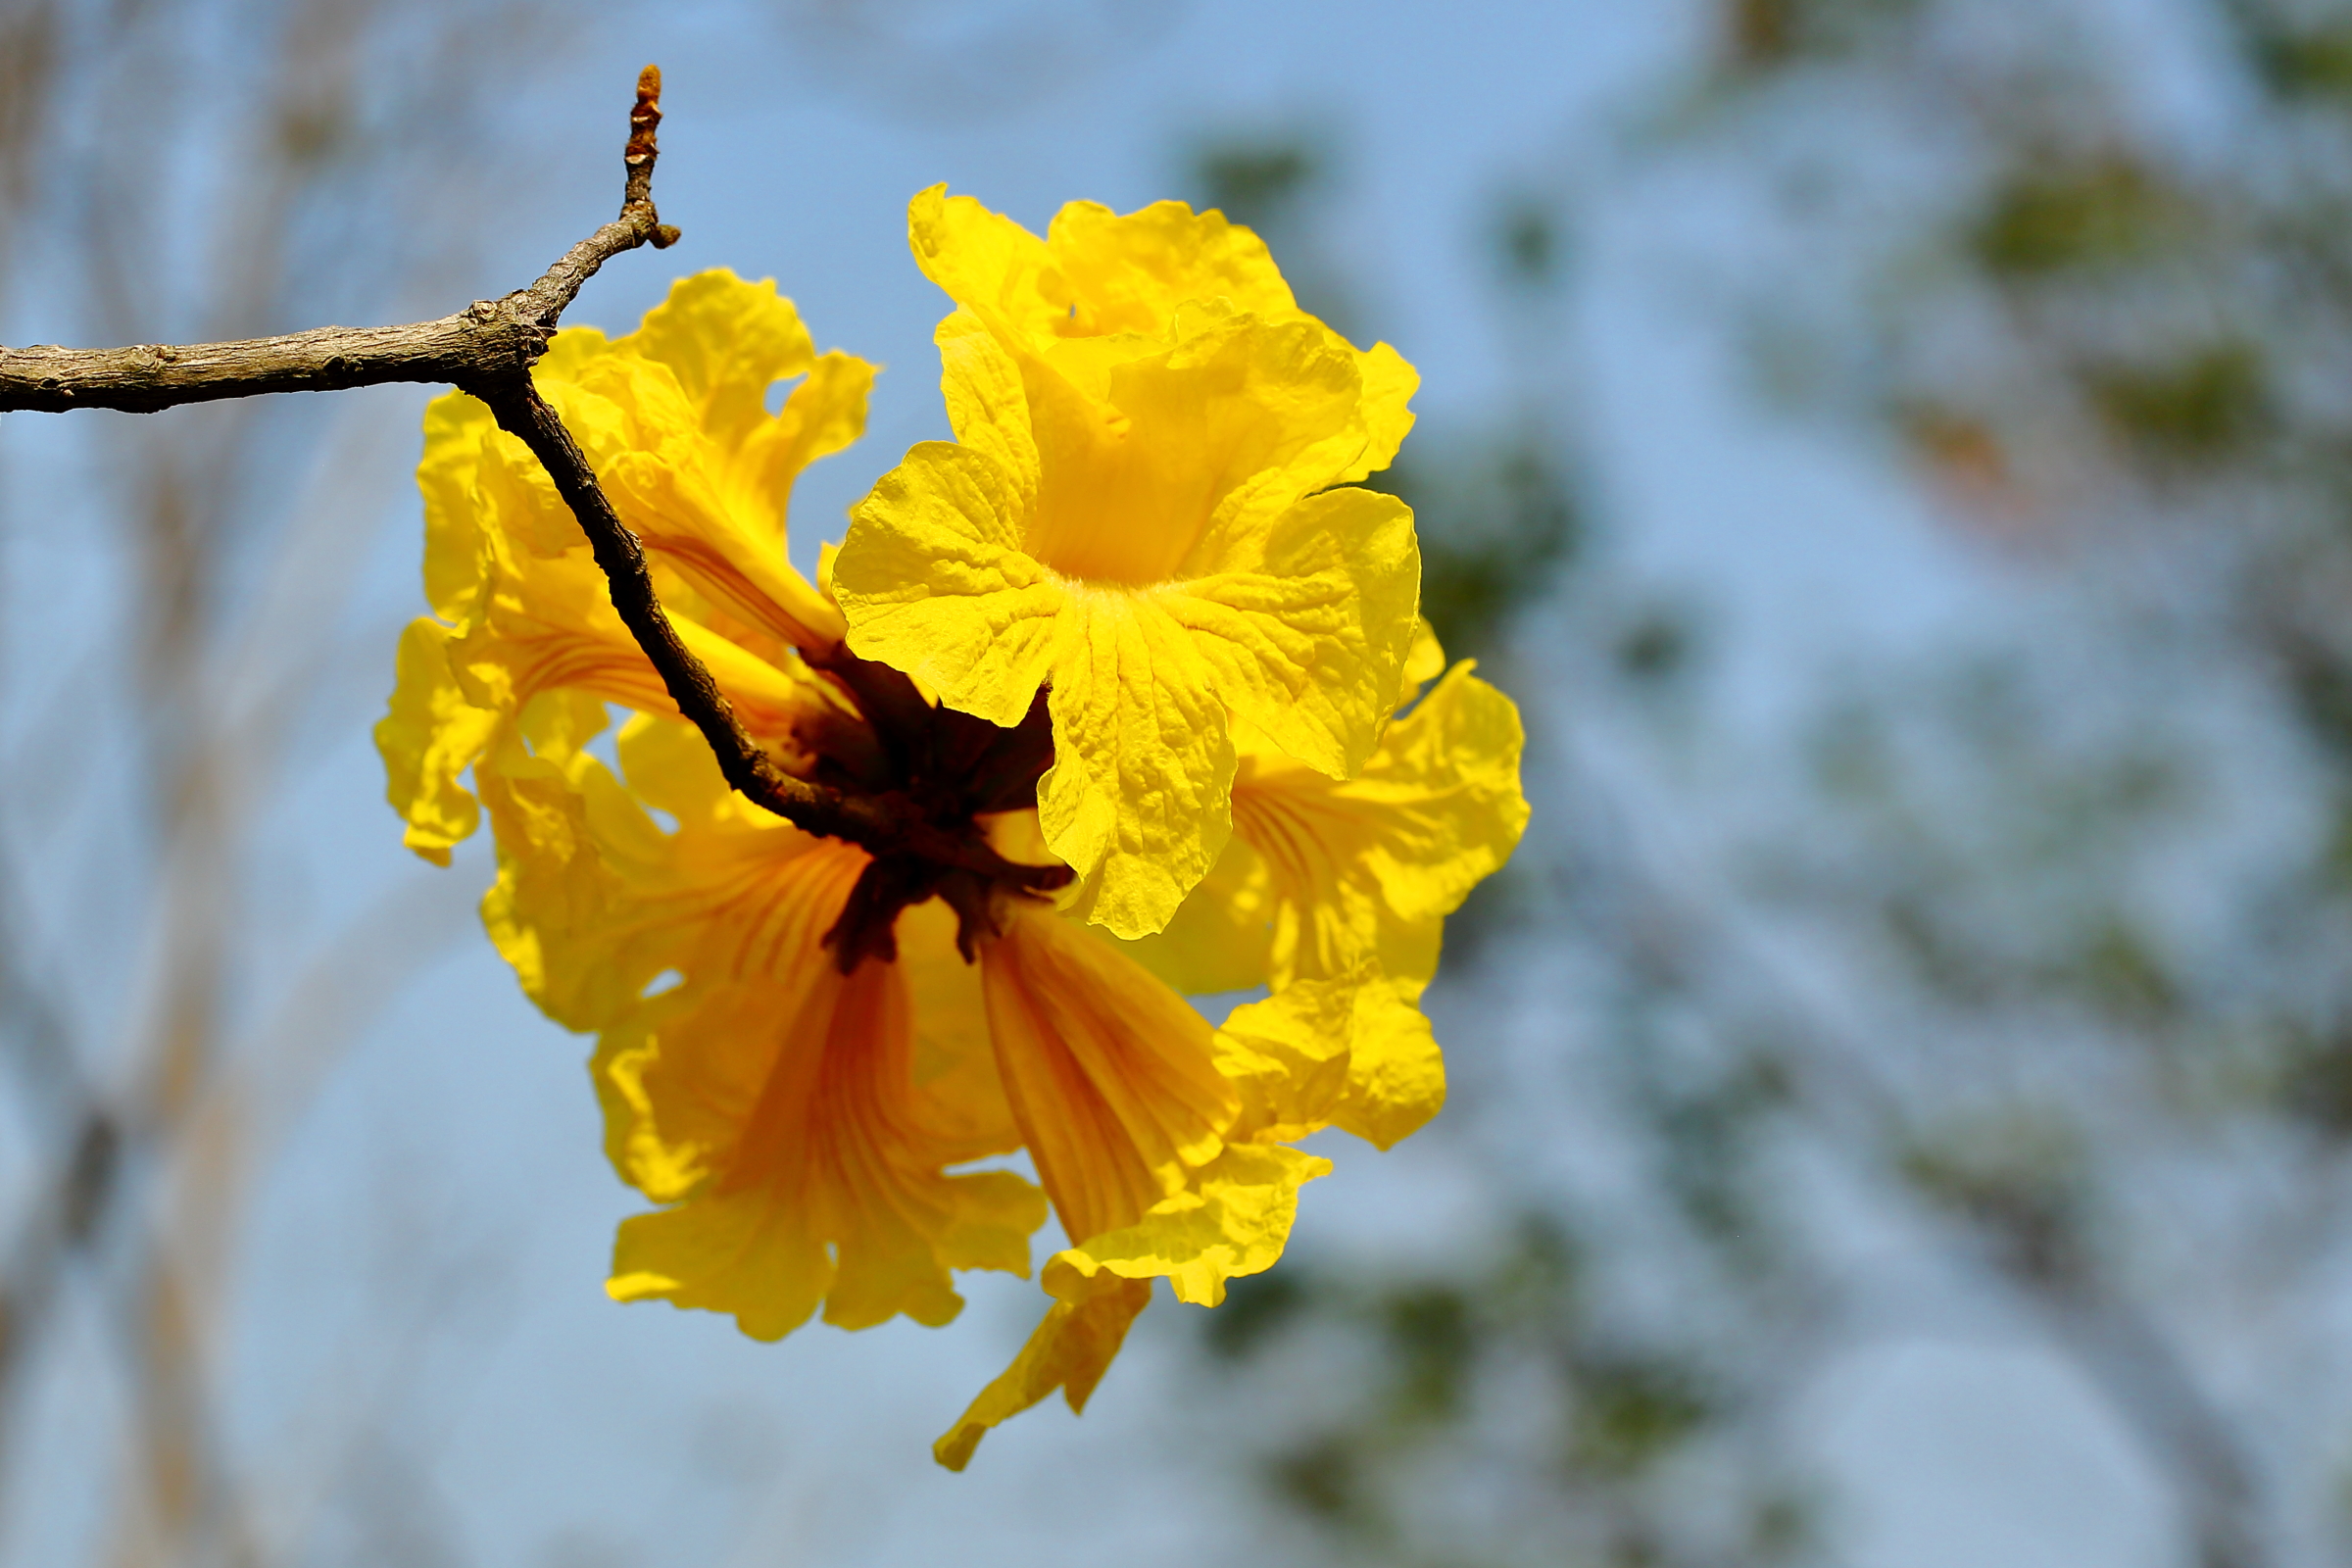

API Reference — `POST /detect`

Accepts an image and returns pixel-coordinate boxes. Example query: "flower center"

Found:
[792,644,1057,973]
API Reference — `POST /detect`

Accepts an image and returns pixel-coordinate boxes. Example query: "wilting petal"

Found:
[931,1274,1152,1473]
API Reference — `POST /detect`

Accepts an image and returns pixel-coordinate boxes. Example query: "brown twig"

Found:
[0,65,677,414]
[477,380,1064,889]
[0,65,1070,893]
[0,313,546,412]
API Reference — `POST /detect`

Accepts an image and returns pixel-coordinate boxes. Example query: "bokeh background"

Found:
[7,0,2352,1563]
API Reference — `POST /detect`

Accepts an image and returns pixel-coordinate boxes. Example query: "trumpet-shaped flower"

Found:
[467,695,1406,1466]
[1117,624,1531,1134]
[378,269,871,864]
[833,189,1424,939]
[377,245,1520,1471]
[1113,626,1503,971]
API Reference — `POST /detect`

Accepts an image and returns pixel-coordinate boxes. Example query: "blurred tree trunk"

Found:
[0,3,564,1562]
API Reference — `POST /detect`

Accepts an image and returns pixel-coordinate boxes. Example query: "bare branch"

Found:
[0,63,1073,893]
[0,312,545,413]
[0,65,681,415]
[475,380,1067,891]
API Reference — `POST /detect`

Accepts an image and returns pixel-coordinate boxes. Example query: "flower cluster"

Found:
[377,194,1527,1467]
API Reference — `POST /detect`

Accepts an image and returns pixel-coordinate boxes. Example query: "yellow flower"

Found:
[377,252,1519,1471]
[832,189,1424,940]
[469,695,1386,1465]
[1114,621,1530,1136]
[377,269,871,864]
[475,705,1049,1338]
[1133,624,1528,976]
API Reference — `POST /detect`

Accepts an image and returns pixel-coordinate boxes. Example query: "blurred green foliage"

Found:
[1719,0,1919,67]
[2086,343,2269,463]
[1969,159,2180,277]
[1195,140,1320,232]
[2244,17,2352,99]
[1200,1214,1797,1565]
[1369,438,1580,662]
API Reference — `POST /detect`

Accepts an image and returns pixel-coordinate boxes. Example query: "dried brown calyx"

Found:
[794,644,1059,972]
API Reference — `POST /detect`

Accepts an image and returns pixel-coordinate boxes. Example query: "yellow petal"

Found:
[560,355,846,650]
[605,958,1048,1340]
[1400,615,1446,701]
[835,441,1069,726]
[931,1274,1152,1472]
[907,184,1063,347]
[1329,660,1531,928]
[1211,977,1358,1143]
[1110,833,1276,997]
[1043,198,1297,333]
[1234,661,1529,986]
[898,896,1025,1161]
[375,617,499,864]
[416,391,499,622]
[475,727,678,1030]
[845,198,1432,939]
[1334,339,1419,484]
[730,349,875,540]
[1021,315,1369,587]
[442,546,662,716]
[1045,1141,1329,1307]
[1036,590,1238,938]
[1334,977,1446,1151]
[936,308,1040,510]
[625,269,816,458]
[481,738,1047,1340]
[442,514,824,750]
[980,905,1238,1247]
[1162,483,1421,779]
[477,709,878,1033]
